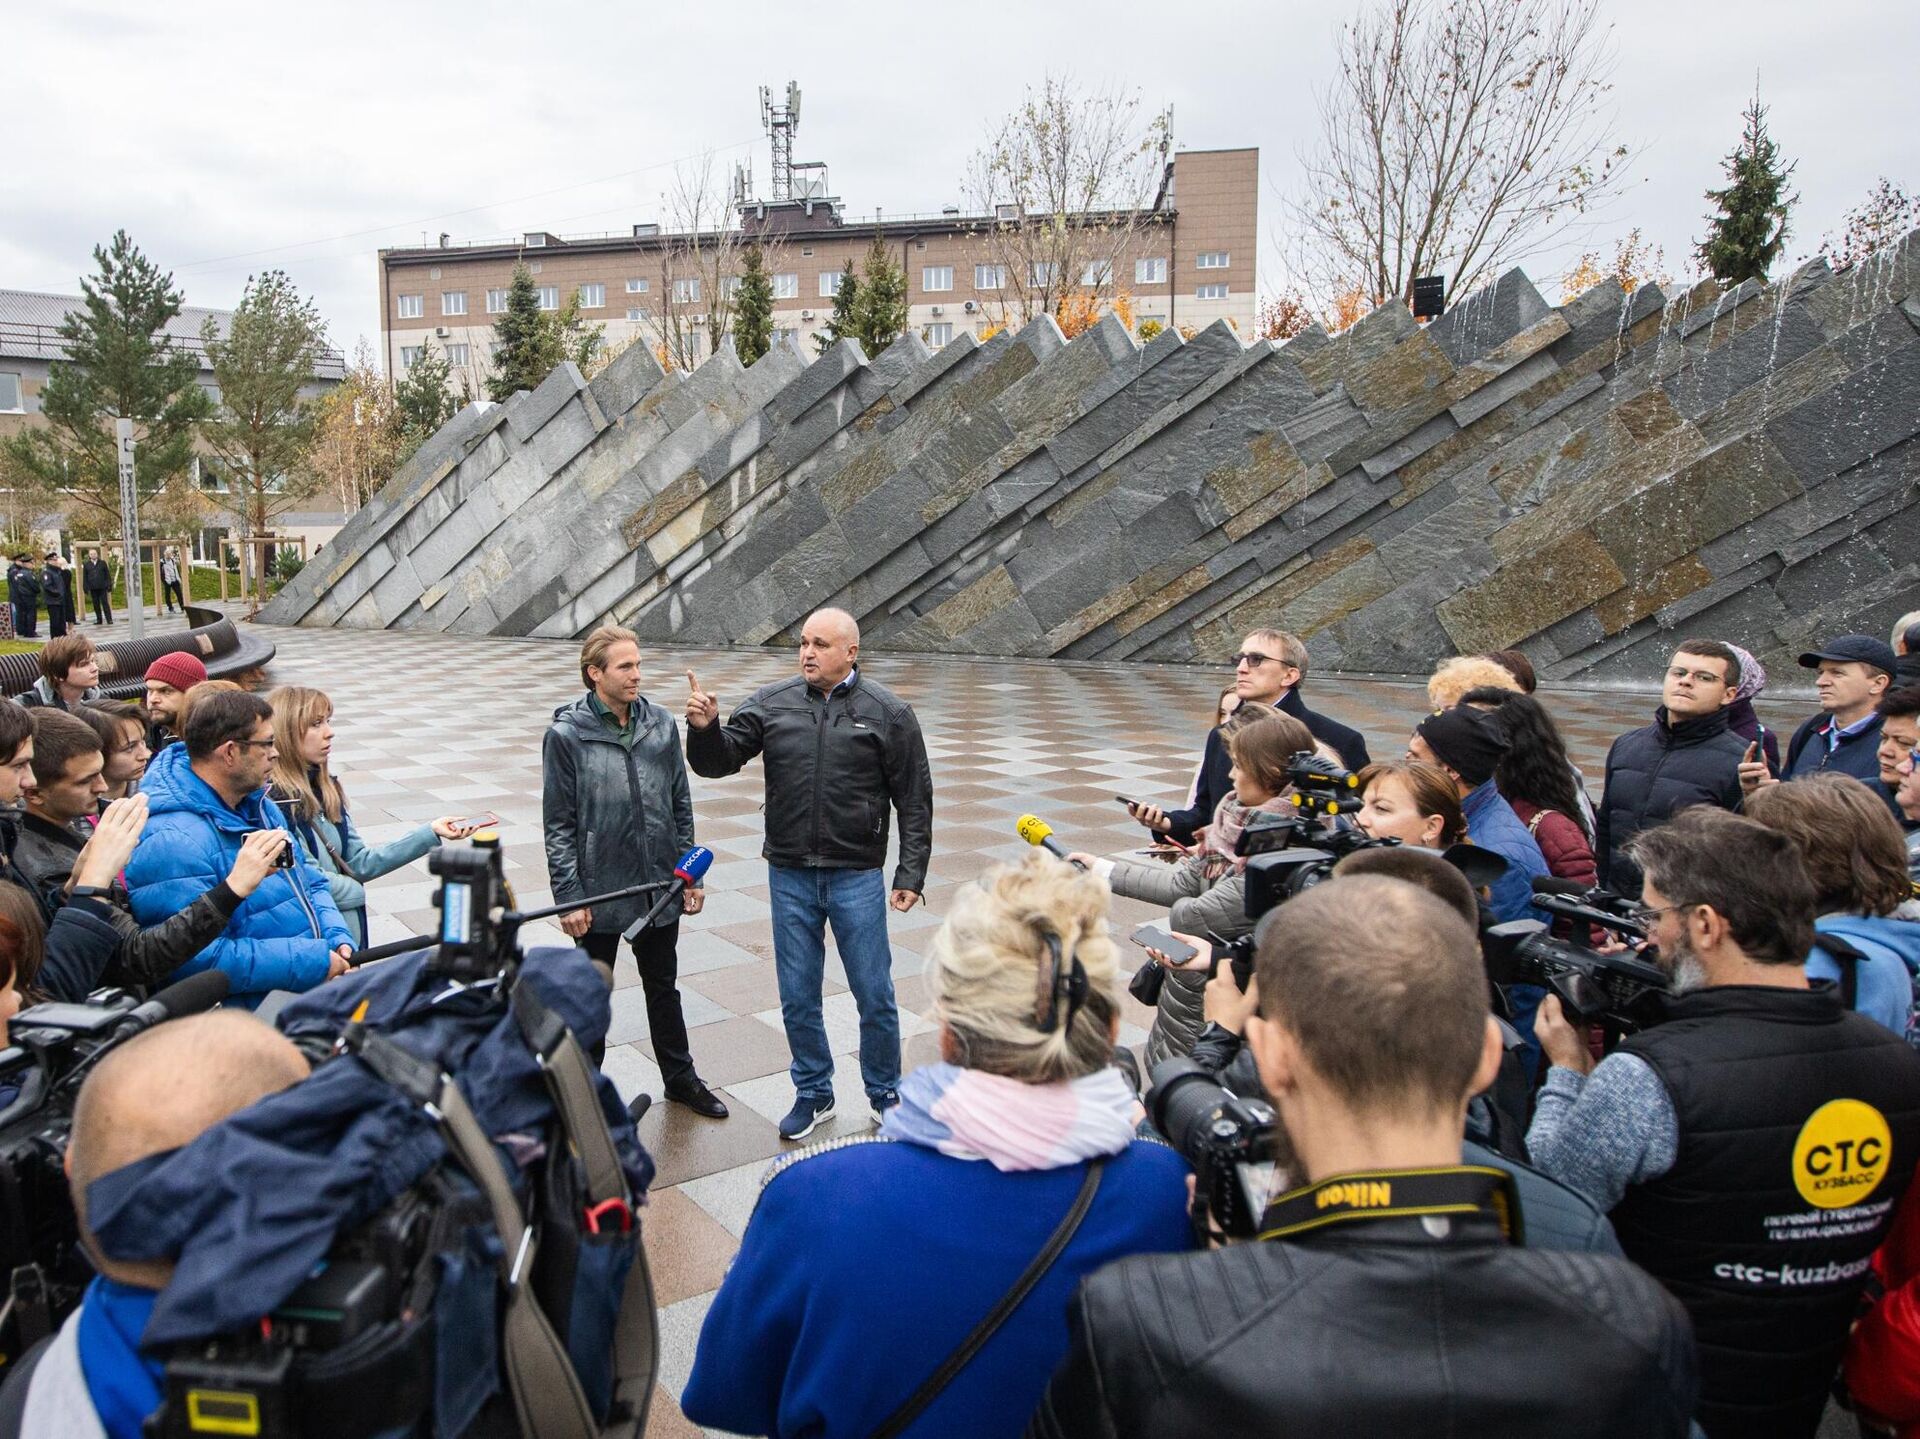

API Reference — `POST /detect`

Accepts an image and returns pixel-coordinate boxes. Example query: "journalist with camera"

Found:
[1528,806,1920,1439]
[0,1011,310,1435]
[1029,874,1697,1438]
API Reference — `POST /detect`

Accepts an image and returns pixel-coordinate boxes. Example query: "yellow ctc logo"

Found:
[1793,1099,1892,1209]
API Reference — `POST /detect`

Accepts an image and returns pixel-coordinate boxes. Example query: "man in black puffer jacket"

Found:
[1029,875,1697,1439]
[687,608,932,1142]
[1595,638,1747,894]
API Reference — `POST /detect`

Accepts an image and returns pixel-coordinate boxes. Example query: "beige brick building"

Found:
[378,147,1256,391]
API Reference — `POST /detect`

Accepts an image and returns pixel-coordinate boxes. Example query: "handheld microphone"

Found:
[1015,816,1086,870]
[111,970,231,1038]
[622,846,715,941]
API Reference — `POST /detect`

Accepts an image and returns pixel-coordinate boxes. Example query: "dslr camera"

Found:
[1236,753,1401,919]
[1147,1058,1280,1242]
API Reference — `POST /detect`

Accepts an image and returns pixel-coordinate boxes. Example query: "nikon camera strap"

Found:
[1258,1165,1524,1246]
[511,983,659,1438]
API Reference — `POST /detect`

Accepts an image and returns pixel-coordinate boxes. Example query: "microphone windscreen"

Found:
[148,970,232,1021]
[674,846,715,884]
[1015,815,1053,846]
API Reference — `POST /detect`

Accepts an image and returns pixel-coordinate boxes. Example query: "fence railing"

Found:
[0,320,347,380]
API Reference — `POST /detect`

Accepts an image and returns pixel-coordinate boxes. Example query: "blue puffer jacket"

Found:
[124,744,352,1006]
[1811,913,1920,1043]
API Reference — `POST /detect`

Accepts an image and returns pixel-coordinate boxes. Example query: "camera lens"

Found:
[1146,1058,1237,1163]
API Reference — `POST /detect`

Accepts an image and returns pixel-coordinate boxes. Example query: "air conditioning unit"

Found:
[930,305,943,316]
[801,309,814,320]
[434,326,450,337]
[963,300,977,314]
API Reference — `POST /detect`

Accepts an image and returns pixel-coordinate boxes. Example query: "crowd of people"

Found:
[5,547,188,640]
[1,602,1919,1438]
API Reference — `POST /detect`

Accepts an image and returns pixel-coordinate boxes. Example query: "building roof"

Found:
[0,288,345,380]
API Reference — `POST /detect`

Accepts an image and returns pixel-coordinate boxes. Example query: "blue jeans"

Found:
[767,864,900,1103]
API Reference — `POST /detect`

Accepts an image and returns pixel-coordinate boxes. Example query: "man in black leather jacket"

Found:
[686,608,932,1141]
[1029,875,1697,1439]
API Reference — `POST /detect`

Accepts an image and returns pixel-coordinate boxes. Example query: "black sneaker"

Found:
[778,1093,836,1141]
[870,1089,900,1126]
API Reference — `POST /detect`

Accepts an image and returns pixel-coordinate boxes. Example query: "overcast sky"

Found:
[6,0,1913,362]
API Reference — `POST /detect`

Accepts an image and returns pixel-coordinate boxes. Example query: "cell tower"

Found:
[759,81,802,202]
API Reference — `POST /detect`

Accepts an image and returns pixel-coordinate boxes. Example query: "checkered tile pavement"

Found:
[245,620,1807,1436]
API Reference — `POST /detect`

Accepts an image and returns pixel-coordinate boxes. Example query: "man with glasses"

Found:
[1529,806,1920,1438]
[1129,629,1370,845]
[1892,736,1920,882]
[1594,639,1748,896]
[125,688,353,1008]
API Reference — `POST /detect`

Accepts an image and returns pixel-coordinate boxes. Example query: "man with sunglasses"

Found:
[1129,630,1370,845]
[124,688,353,1008]
[1529,806,1920,1438]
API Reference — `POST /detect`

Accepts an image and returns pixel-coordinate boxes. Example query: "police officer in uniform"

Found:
[1529,806,1920,1439]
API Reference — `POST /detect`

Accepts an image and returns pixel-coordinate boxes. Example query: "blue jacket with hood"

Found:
[1811,913,1920,1042]
[123,743,352,1004]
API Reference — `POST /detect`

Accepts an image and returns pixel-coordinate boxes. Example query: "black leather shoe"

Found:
[665,1079,730,1119]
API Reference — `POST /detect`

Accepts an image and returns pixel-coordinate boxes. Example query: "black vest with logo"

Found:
[1611,983,1920,1439]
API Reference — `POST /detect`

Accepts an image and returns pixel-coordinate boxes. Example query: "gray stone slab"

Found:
[505,362,587,443]
[1765,340,1920,484]
[1426,269,1550,366]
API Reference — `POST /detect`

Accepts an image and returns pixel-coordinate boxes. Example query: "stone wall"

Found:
[262,232,1920,683]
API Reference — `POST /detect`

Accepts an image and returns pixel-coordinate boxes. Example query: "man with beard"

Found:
[1528,806,1920,1439]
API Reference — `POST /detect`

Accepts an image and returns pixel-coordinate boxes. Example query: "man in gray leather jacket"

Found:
[544,625,727,1119]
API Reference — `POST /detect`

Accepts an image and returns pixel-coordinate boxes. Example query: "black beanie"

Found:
[1415,706,1509,788]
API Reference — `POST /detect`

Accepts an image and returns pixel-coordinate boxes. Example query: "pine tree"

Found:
[201,269,328,539]
[815,262,859,354]
[394,337,460,459]
[1697,90,1798,284]
[0,230,214,530]
[487,264,549,400]
[734,243,775,365]
[854,238,908,358]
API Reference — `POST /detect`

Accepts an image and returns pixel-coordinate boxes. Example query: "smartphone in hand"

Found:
[1130,924,1199,965]
[452,811,502,833]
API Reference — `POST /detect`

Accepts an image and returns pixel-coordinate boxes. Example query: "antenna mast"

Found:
[759,81,802,202]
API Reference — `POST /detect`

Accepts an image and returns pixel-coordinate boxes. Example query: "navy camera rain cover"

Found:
[84,946,654,1345]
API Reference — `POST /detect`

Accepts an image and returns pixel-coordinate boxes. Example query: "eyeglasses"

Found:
[229,738,276,753]
[1627,901,1703,928]
[1231,651,1275,669]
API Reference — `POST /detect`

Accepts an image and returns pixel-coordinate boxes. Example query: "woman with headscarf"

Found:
[1722,643,1781,776]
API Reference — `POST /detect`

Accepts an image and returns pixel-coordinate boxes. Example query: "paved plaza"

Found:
[240,619,1807,1436]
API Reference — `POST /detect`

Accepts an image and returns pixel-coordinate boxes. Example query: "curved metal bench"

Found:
[1,606,278,700]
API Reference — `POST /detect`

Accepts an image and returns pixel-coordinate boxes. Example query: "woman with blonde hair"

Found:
[1427,655,1523,711]
[266,686,472,946]
[683,853,1189,1439]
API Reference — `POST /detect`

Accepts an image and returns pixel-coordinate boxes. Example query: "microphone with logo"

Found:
[1015,815,1087,871]
[622,846,716,940]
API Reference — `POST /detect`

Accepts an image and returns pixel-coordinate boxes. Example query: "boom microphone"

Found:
[622,846,715,940]
[1015,816,1086,870]
[112,970,231,1038]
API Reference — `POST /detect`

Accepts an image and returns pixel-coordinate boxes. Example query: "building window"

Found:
[1197,283,1230,300]
[673,277,701,304]
[536,286,560,310]
[819,271,843,298]
[923,266,953,292]
[578,283,606,308]
[1029,262,1057,287]
[1135,257,1167,285]
[724,276,743,298]
[396,294,423,319]
[802,245,814,257]
[399,345,425,369]
[974,264,1006,291]
[626,277,649,294]
[772,272,798,299]
[1197,252,1230,269]
[627,307,648,322]
[0,373,20,412]
[924,322,954,347]
[486,289,508,314]
[1080,261,1111,287]
[446,343,471,366]
[440,291,467,316]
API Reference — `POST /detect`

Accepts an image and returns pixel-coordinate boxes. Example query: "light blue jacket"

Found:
[274,775,438,947]
[1809,913,1920,1041]
[125,744,352,1005]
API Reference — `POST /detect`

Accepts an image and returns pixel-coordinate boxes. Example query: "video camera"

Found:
[0,972,231,1385]
[1147,1058,1281,1242]
[1482,879,1667,1037]
[1235,753,1401,919]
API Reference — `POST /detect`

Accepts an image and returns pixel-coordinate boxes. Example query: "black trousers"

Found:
[581,921,695,1089]
[89,591,111,624]
[163,579,185,610]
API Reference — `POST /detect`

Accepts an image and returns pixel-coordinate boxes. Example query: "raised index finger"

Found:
[686,670,700,694]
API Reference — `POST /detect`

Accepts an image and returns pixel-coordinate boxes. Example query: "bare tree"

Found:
[1288,0,1630,314]
[961,76,1173,332]
[305,339,402,514]
[648,155,784,372]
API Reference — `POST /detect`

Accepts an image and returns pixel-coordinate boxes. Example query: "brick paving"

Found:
[242,620,1809,1436]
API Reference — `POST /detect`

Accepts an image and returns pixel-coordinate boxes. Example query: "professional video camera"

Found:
[1482,878,1667,1039]
[0,972,231,1385]
[1234,753,1399,918]
[1147,1057,1281,1242]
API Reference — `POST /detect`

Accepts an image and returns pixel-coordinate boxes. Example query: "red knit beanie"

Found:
[144,652,208,692]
